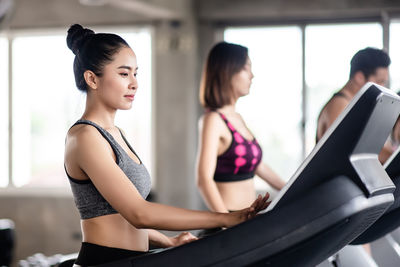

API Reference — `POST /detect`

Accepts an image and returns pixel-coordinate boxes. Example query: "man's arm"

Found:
[317,97,349,141]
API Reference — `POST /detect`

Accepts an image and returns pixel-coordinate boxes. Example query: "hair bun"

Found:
[66,24,94,55]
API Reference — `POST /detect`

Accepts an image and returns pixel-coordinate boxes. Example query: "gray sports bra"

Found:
[65,119,151,219]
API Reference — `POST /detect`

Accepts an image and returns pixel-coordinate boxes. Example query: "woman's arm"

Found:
[255,162,286,190]
[196,113,229,213]
[72,126,268,231]
[147,229,197,248]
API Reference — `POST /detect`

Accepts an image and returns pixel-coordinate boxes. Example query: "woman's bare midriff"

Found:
[216,178,256,211]
[81,213,149,251]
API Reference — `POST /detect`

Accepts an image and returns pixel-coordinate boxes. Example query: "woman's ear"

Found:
[83,70,99,90]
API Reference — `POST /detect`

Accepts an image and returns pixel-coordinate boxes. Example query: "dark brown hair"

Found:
[349,47,391,79]
[66,24,130,92]
[199,42,248,109]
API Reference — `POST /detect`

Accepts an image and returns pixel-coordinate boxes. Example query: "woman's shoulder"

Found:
[68,123,98,139]
[199,110,223,127]
[198,111,230,140]
[66,123,107,150]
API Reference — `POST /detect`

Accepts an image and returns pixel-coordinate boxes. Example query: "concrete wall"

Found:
[0,189,81,266]
[153,19,201,208]
[197,0,400,23]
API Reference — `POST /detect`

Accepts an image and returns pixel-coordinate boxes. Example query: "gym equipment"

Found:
[98,82,400,267]
[351,136,400,244]
[0,219,15,266]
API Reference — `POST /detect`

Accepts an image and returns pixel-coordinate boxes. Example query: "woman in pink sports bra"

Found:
[196,42,286,222]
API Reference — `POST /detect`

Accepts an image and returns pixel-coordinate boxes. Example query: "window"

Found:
[305,23,383,154]
[225,26,303,190]
[114,30,153,179]
[224,23,383,190]
[390,21,400,93]
[9,28,152,187]
[0,36,8,187]
[12,34,82,187]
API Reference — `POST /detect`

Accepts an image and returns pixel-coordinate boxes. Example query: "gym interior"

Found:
[2,0,400,266]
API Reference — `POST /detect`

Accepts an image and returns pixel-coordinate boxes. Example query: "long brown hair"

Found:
[199,42,248,109]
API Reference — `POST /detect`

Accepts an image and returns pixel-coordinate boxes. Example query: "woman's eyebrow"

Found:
[117,66,139,71]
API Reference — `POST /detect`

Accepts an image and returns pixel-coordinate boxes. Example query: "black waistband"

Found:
[213,172,255,182]
[75,242,148,266]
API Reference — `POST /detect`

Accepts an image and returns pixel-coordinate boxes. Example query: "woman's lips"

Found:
[124,95,135,100]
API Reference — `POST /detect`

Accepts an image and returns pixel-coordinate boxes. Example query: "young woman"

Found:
[64,25,269,266]
[196,42,285,223]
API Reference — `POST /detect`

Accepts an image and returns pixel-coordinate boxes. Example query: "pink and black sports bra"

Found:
[213,112,263,182]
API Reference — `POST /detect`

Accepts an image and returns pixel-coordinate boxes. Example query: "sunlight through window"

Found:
[225,26,303,191]
[390,21,400,93]
[11,28,152,187]
[0,36,8,187]
[305,23,382,154]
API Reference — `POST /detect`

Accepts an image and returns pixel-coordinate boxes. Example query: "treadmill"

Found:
[99,82,400,267]
[351,143,400,245]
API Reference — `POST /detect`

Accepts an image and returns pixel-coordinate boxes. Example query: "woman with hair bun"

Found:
[196,42,285,236]
[64,24,270,266]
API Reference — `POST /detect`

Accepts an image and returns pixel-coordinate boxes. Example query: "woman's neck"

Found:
[218,104,236,115]
[81,99,117,129]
